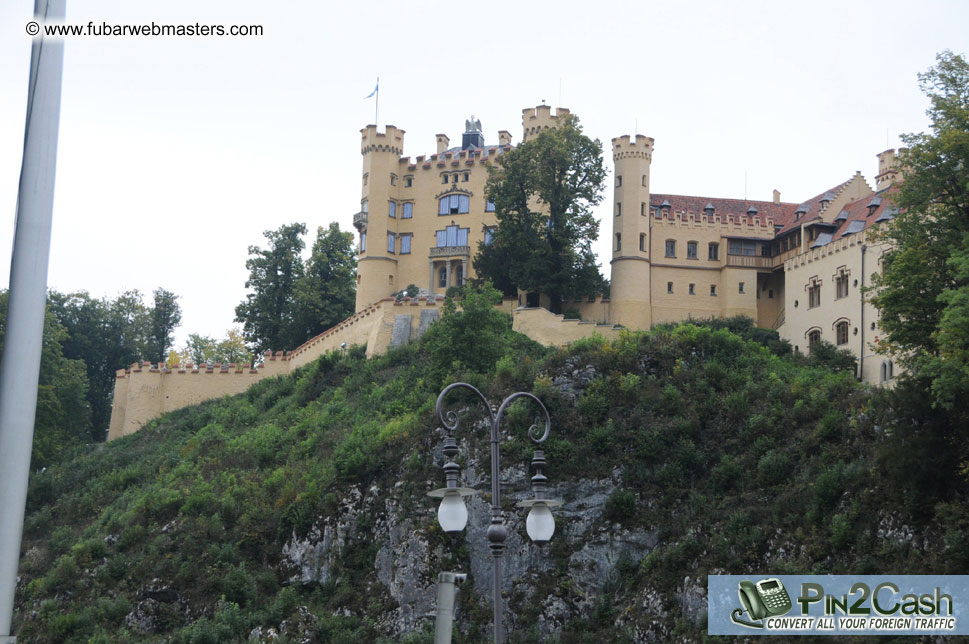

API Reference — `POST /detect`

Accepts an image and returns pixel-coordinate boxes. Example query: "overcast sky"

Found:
[1,0,967,349]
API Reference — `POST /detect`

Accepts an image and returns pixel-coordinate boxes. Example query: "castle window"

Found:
[615,202,622,217]
[808,329,821,351]
[388,201,396,218]
[639,233,646,252]
[439,194,470,215]
[462,173,469,182]
[615,233,622,252]
[387,232,396,254]
[484,226,495,245]
[361,199,368,214]
[728,239,758,256]
[836,320,849,345]
[404,175,413,187]
[362,173,369,186]
[710,285,717,296]
[439,267,447,288]
[665,240,676,258]
[708,243,719,260]
[689,283,695,295]
[452,174,459,183]
[835,270,849,299]
[881,360,894,382]
[442,174,449,185]
[616,175,622,187]
[455,264,464,286]
[400,233,412,254]
[390,173,397,186]
[687,241,698,259]
[436,225,469,248]
[360,232,366,252]
[402,202,413,219]
[641,202,647,216]
[642,175,647,187]
[667,282,673,294]
[808,281,821,308]
[739,282,745,294]
[485,200,495,212]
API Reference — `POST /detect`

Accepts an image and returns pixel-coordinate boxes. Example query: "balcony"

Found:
[725,254,773,269]
[352,211,368,232]
[429,245,470,258]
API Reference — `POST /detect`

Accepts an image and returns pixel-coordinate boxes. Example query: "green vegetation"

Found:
[234,222,357,354]
[13,302,969,642]
[474,114,607,310]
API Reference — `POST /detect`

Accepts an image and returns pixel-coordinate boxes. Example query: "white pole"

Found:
[0,0,66,640]
[433,572,466,644]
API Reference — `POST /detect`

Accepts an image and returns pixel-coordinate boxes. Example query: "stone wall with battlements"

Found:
[108,297,445,441]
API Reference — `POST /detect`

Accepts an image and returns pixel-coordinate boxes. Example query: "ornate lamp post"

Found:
[427,382,563,644]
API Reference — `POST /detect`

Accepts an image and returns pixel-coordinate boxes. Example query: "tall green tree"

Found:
[234,223,307,353]
[869,50,969,414]
[48,290,154,435]
[474,114,607,313]
[145,288,182,363]
[292,223,357,340]
[181,328,250,366]
[0,291,91,466]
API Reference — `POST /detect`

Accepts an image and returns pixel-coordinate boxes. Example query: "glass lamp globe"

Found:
[438,490,469,533]
[525,502,555,543]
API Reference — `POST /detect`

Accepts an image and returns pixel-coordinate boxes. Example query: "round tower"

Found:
[354,124,405,312]
[609,134,654,329]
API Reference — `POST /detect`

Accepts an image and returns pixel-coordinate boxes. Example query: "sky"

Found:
[1,0,967,349]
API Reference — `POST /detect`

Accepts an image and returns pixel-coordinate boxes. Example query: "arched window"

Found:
[808,329,821,352]
[438,267,447,288]
[455,265,464,286]
[836,320,849,345]
[439,194,470,215]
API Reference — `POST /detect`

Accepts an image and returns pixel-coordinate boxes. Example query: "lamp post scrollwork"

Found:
[427,382,563,644]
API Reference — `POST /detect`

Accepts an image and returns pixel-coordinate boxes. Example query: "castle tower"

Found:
[522,105,571,142]
[354,124,405,312]
[609,134,654,328]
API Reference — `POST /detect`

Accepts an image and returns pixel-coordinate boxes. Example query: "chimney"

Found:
[436,134,450,154]
[498,130,512,146]
[773,189,781,205]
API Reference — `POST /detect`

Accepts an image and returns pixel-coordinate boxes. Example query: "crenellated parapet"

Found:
[360,124,405,156]
[522,105,570,141]
[612,134,655,161]
[651,209,776,233]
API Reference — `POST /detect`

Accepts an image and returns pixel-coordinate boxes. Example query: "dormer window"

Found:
[747,205,758,216]
[867,196,882,215]
[704,203,715,216]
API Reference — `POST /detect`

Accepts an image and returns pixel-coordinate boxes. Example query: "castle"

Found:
[107,105,900,440]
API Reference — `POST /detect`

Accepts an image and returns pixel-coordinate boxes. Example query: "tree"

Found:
[48,289,153,435]
[0,290,92,466]
[474,114,608,312]
[181,328,251,365]
[292,223,357,340]
[421,281,512,377]
[234,223,307,353]
[145,288,182,363]
[868,50,969,416]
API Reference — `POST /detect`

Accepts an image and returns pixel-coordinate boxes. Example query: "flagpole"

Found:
[375,76,379,126]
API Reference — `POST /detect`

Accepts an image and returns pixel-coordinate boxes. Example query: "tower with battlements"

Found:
[609,134,655,327]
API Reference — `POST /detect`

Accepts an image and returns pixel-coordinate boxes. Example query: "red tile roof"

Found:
[648,194,798,228]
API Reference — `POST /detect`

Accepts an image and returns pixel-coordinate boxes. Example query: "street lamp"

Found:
[427,382,563,644]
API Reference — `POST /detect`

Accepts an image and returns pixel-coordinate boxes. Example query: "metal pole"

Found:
[0,1,65,640]
[433,572,466,644]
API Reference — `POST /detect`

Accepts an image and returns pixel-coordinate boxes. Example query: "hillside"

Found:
[12,313,967,643]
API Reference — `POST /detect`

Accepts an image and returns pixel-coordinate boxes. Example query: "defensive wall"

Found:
[108,296,619,440]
